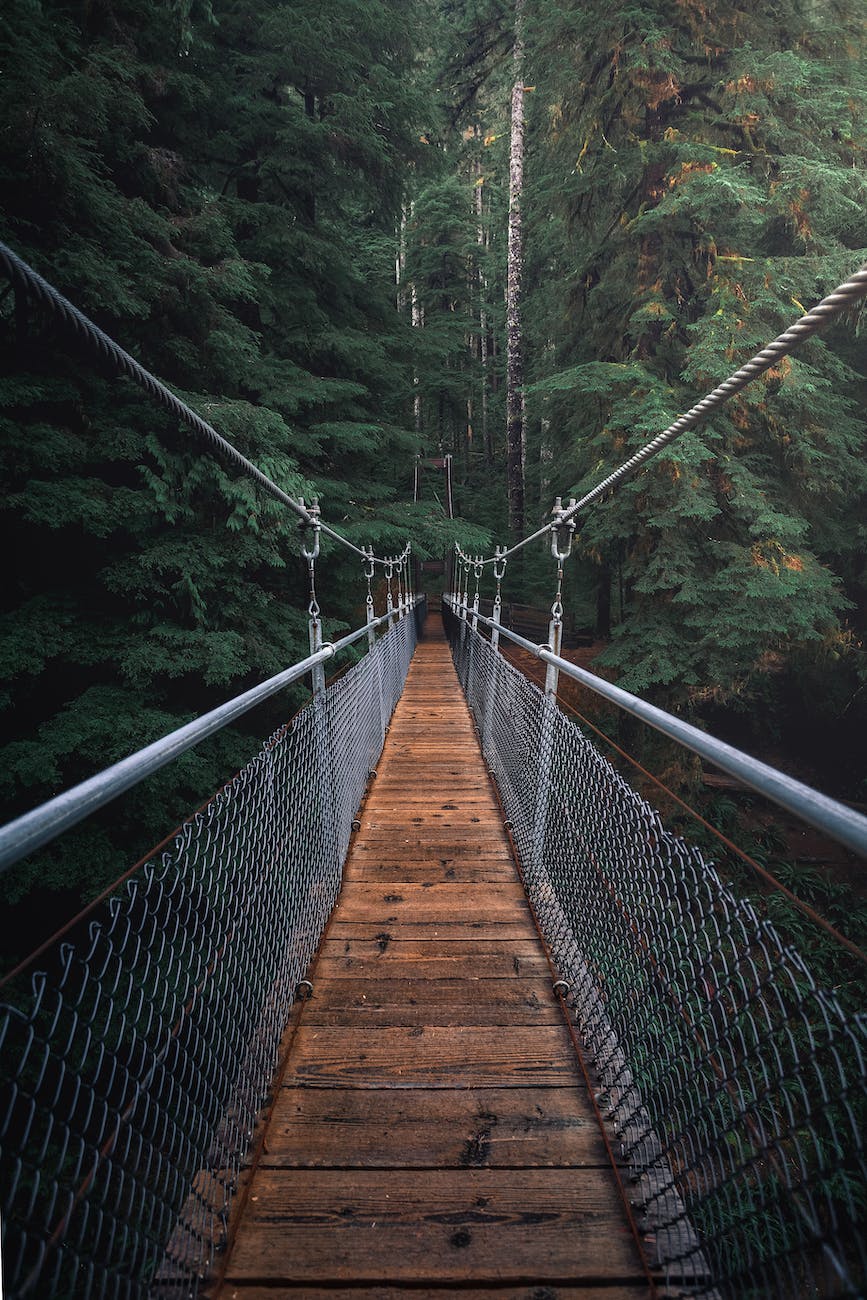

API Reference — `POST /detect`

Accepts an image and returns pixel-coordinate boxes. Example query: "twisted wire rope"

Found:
[460,261,867,566]
[0,240,407,567]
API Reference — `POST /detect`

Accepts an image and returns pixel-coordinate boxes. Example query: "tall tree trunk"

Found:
[474,130,492,465]
[410,199,422,437]
[506,0,526,537]
[396,203,407,313]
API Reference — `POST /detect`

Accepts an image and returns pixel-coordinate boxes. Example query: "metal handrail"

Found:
[444,596,867,859]
[0,607,419,874]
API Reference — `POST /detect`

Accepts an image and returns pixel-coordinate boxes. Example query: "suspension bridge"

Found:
[1,242,867,1299]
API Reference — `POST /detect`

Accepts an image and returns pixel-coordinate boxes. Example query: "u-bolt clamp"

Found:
[550,496,576,562]
[299,496,321,561]
[493,547,508,582]
[363,547,376,581]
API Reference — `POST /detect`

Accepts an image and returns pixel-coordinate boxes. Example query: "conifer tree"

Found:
[0,0,489,931]
[523,0,867,738]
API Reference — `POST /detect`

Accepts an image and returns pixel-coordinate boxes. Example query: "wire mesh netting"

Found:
[444,603,867,1300]
[0,608,420,1299]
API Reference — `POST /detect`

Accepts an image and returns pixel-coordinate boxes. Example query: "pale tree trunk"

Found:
[506,0,526,537]
[474,133,492,464]
[396,204,407,313]
[409,200,422,437]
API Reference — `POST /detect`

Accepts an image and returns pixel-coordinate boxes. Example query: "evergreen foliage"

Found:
[0,0,486,938]
[518,0,867,786]
[2,0,867,950]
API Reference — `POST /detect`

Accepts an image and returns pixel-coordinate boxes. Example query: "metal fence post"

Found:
[363,547,387,744]
[482,550,507,752]
[386,558,395,625]
[543,499,576,702]
[300,501,326,697]
[532,504,575,878]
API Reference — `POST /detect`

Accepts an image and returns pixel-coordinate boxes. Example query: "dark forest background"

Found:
[1,0,866,962]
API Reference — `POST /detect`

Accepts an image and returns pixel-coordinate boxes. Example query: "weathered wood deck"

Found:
[215,616,651,1298]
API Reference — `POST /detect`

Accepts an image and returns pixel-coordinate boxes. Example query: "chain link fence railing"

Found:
[445,602,867,1300]
[0,605,421,1299]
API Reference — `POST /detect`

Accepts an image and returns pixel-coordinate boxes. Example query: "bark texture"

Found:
[505,0,526,537]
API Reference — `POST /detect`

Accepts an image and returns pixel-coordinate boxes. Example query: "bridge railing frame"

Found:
[0,595,425,1300]
[444,594,867,1300]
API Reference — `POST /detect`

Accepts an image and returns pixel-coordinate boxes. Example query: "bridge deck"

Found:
[215,616,650,1298]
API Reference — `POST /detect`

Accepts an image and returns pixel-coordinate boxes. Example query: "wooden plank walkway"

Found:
[214,616,651,1299]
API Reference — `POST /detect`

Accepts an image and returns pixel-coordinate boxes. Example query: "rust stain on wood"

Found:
[213,616,651,1296]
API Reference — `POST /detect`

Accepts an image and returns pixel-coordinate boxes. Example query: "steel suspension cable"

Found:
[0,240,404,567]
[463,260,867,566]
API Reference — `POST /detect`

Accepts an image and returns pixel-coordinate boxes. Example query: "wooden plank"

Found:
[342,861,518,884]
[224,1169,642,1283]
[225,1283,651,1300]
[333,886,528,924]
[327,921,539,942]
[302,978,563,1026]
[289,1025,578,1088]
[263,1087,610,1168]
[348,842,509,860]
[315,939,552,980]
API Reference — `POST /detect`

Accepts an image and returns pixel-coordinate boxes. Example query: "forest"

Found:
[1,0,866,962]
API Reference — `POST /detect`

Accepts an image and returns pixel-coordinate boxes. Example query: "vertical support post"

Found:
[459,557,470,650]
[404,551,413,611]
[363,547,388,753]
[491,547,506,654]
[544,610,562,700]
[482,549,507,753]
[471,560,482,632]
[543,497,576,702]
[364,548,377,654]
[395,556,404,619]
[386,559,395,625]
[531,500,576,880]
[299,498,339,875]
[309,608,326,696]
[300,499,325,696]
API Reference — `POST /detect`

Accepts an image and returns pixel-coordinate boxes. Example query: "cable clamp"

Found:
[550,496,577,561]
[552,979,571,997]
[363,547,376,580]
[296,979,314,1000]
[299,496,321,561]
[493,546,508,581]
